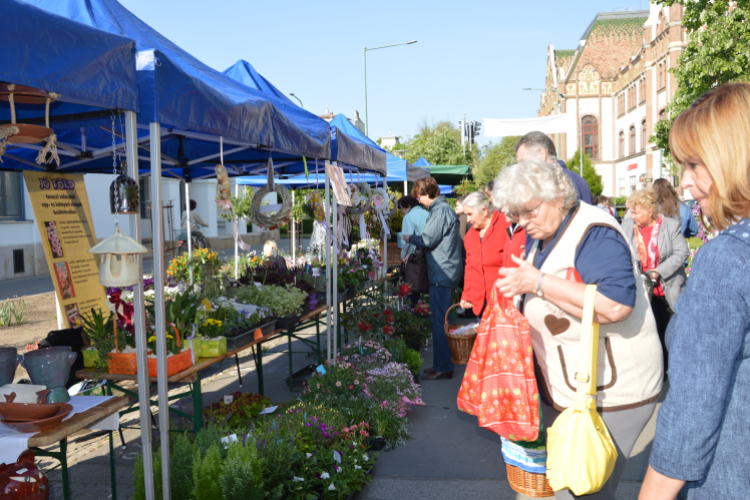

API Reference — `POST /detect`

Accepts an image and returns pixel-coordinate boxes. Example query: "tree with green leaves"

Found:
[474,136,519,187]
[566,151,603,196]
[399,121,477,167]
[653,1,750,155]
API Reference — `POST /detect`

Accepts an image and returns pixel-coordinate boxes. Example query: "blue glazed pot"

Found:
[0,347,22,386]
[22,347,77,403]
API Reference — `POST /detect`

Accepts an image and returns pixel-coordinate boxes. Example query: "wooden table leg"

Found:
[61,438,69,500]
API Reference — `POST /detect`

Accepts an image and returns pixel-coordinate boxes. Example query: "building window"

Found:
[639,79,646,104]
[630,175,637,193]
[657,64,662,90]
[619,130,625,158]
[641,119,647,150]
[629,125,636,155]
[659,108,667,122]
[0,171,23,220]
[628,87,637,111]
[582,115,599,159]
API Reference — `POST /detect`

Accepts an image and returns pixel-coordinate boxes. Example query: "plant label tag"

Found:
[259,405,278,415]
[316,365,326,375]
[333,451,342,464]
[221,434,238,448]
[223,395,234,404]
[312,267,320,277]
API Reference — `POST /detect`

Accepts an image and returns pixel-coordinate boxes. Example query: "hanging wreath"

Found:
[346,182,373,216]
[251,183,293,229]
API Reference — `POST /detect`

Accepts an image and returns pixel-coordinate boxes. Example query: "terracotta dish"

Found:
[1,124,53,144]
[0,83,57,104]
[0,403,61,421]
[1,403,72,433]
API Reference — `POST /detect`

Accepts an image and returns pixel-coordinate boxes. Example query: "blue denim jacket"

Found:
[649,218,750,499]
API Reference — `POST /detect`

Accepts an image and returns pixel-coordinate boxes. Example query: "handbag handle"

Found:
[575,285,599,399]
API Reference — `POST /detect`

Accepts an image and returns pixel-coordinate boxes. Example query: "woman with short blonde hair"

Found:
[639,83,750,500]
[622,188,688,371]
[493,160,663,499]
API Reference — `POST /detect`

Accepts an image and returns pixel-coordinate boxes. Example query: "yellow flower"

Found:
[201,298,213,313]
[148,335,156,343]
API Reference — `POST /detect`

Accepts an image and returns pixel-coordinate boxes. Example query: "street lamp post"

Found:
[364,40,417,136]
[289,93,303,108]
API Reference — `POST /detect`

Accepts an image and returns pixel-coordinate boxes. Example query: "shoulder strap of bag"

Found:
[575,285,600,399]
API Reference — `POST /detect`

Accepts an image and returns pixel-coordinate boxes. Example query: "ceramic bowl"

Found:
[0,403,61,421]
[1,403,72,433]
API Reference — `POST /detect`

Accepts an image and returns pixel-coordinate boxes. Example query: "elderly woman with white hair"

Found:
[493,160,663,500]
[459,190,509,317]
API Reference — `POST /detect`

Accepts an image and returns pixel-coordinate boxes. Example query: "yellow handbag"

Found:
[545,284,618,495]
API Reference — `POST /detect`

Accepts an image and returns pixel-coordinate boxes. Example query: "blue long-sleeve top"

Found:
[649,218,750,499]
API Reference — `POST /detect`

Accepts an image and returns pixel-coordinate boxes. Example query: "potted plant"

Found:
[146,324,193,377]
[80,308,114,369]
[199,318,227,358]
[224,306,275,351]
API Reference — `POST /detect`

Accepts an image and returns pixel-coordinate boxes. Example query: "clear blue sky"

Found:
[120,0,647,149]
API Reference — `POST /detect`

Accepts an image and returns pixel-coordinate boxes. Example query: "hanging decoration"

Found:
[0,83,60,166]
[90,122,147,287]
[372,187,394,239]
[346,182,372,216]
[250,158,293,229]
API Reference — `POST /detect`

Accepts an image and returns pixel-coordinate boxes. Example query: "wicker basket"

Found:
[444,304,478,365]
[506,463,554,497]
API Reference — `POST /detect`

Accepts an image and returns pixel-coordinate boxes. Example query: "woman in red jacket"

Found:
[459,191,509,317]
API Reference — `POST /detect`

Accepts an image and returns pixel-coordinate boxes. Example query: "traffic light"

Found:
[469,120,481,145]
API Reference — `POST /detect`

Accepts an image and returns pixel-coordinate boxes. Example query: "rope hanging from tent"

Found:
[251,156,292,228]
[36,92,60,167]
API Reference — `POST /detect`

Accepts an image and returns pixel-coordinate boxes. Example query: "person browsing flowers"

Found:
[621,188,688,371]
[403,177,463,381]
[459,191,509,317]
[492,160,663,500]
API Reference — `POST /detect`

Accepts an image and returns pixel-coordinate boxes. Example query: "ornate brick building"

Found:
[536,3,686,197]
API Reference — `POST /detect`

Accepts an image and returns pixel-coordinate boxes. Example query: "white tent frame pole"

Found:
[127,112,155,500]
[291,190,296,263]
[185,181,193,285]
[325,162,332,362]
[150,122,171,500]
[234,182,239,280]
[404,180,407,196]
[332,161,339,355]
[384,173,388,280]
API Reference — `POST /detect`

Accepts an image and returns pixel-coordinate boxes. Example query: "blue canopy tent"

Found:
[414,156,432,167]
[0,0,139,171]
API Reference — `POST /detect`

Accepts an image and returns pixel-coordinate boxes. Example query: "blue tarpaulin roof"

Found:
[0,0,139,117]
[222,58,386,175]
[328,115,428,182]
[9,0,331,178]
[414,157,432,167]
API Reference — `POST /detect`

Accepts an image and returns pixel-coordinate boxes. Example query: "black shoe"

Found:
[422,370,453,380]
[423,367,436,375]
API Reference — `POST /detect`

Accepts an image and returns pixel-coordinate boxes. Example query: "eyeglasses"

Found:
[508,200,544,221]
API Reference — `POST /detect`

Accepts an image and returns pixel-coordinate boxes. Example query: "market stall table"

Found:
[0,396,128,500]
[75,327,287,433]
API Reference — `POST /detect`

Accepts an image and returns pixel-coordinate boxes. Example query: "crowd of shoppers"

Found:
[399,85,750,497]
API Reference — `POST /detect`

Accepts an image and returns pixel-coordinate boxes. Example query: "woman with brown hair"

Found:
[652,178,698,238]
[639,83,750,499]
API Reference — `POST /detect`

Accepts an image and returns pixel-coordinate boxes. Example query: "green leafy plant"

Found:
[193,444,223,500]
[228,284,306,318]
[10,298,26,325]
[204,392,272,427]
[0,301,13,327]
[80,308,114,345]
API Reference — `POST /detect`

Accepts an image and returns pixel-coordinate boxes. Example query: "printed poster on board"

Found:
[23,172,108,328]
[328,163,352,206]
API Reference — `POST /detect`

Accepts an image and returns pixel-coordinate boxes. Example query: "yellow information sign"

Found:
[23,172,108,328]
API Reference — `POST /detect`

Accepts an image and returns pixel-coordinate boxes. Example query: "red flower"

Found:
[358,321,372,332]
[415,302,430,315]
[383,309,392,316]
[397,283,412,298]
[383,326,394,335]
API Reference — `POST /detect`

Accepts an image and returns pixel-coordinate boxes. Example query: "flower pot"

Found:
[82,349,107,369]
[0,347,21,386]
[147,349,193,378]
[22,347,77,404]
[200,337,227,358]
[368,437,386,452]
[225,320,277,351]
[346,287,355,300]
[337,291,347,303]
[108,351,137,375]
[276,314,301,331]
